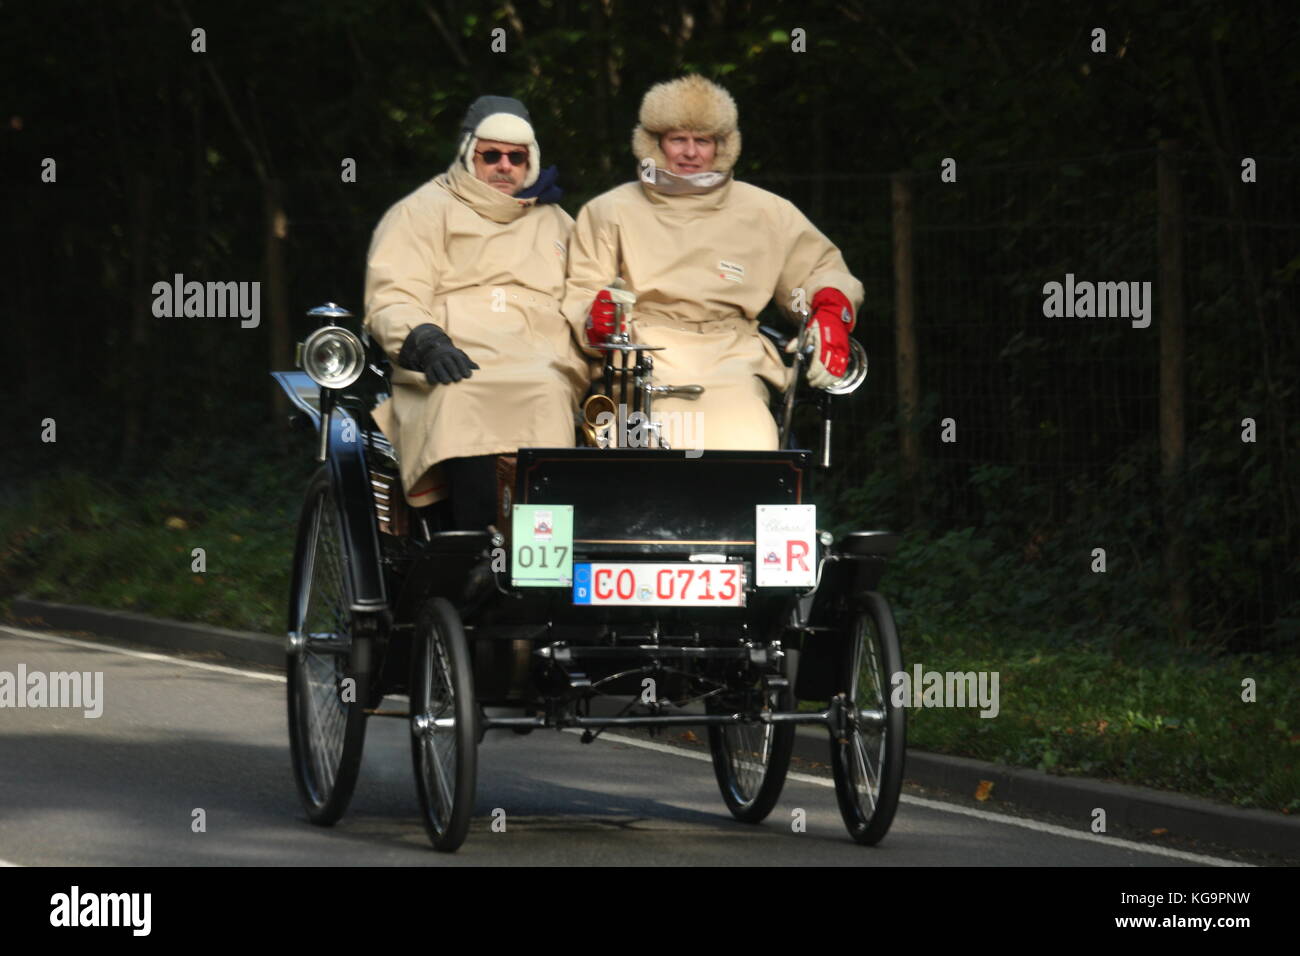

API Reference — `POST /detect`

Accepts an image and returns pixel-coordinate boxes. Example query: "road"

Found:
[0,626,1240,866]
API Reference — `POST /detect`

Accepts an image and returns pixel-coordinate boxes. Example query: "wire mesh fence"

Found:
[9,145,1294,644]
[754,147,1298,645]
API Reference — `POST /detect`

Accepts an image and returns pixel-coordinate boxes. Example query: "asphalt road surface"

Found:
[0,626,1244,867]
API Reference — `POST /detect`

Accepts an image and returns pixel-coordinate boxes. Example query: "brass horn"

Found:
[581,393,617,447]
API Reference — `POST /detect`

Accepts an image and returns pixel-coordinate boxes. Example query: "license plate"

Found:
[511,504,574,587]
[572,563,746,607]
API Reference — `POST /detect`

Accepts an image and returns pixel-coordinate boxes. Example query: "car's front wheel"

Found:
[286,467,369,825]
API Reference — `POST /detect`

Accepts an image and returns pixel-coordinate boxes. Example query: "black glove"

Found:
[396,323,479,385]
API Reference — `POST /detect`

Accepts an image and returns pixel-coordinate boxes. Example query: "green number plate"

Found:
[511,504,574,587]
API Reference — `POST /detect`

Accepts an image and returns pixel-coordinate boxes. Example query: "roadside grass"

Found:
[896,622,1300,814]
[3,452,1296,812]
[1,435,313,634]
[861,521,1300,812]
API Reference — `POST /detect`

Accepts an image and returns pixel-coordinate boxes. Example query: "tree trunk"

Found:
[1158,140,1190,643]
[892,174,921,523]
[264,178,291,418]
[590,0,612,177]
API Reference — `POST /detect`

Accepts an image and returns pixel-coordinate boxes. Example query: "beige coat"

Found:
[561,175,864,450]
[365,164,587,505]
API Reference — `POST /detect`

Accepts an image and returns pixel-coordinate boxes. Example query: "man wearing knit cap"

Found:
[562,75,864,450]
[365,95,585,528]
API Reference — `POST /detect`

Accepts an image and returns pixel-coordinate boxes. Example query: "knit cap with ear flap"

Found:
[455,94,540,189]
[631,75,742,175]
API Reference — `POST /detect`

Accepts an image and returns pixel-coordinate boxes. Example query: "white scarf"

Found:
[643,166,731,195]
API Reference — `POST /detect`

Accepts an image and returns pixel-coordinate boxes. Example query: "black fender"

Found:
[326,409,388,612]
[274,370,388,612]
[794,534,898,701]
[272,370,323,429]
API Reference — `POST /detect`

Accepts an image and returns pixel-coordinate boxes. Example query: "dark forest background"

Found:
[3,0,1297,658]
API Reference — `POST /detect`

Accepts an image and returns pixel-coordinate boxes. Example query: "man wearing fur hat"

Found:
[365,95,585,528]
[562,75,864,450]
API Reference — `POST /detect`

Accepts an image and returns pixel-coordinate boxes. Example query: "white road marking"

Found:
[592,732,1251,868]
[0,626,1256,867]
[895,793,1251,866]
[0,625,284,682]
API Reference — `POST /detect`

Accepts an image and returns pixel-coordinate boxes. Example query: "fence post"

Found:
[1158,140,1190,641]
[264,176,291,419]
[892,173,921,521]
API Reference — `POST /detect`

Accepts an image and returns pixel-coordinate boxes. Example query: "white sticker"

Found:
[755,504,817,586]
[718,259,745,283]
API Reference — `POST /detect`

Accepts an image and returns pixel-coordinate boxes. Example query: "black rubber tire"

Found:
[287,467,369,826]
[830,591,906,846]
[409,597,479,852]
[707,668,796,824]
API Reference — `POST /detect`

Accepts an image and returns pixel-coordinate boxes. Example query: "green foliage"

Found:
[1,431,314,635]
[899,622,1300,811]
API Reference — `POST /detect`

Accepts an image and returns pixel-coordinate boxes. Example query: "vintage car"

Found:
[273,301,904,852]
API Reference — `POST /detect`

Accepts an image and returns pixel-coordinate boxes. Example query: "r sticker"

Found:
[755,504,817,587]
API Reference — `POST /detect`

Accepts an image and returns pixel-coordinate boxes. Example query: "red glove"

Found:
[585,289,618,345]
[808,287,854,383]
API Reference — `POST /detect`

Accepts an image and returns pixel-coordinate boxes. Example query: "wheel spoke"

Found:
[719,685,780,806]
[852,731,879,813]
[731,724,768,798]
[425,734,454,820]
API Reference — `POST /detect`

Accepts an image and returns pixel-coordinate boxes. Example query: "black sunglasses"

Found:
[476,149,528,166]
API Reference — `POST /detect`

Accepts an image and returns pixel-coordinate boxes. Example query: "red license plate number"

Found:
[572,563,745,607]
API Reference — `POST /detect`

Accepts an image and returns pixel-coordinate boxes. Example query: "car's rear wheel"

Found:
[830,591,906,845]
[287,467,369,825]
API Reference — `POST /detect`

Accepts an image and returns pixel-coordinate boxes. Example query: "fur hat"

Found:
[632,75,742,175]
[455,94,539,189]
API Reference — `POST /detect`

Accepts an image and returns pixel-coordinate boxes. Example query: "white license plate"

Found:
[572,562,745,607]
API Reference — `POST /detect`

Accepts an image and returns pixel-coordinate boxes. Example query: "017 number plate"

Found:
[572,563,745,607]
